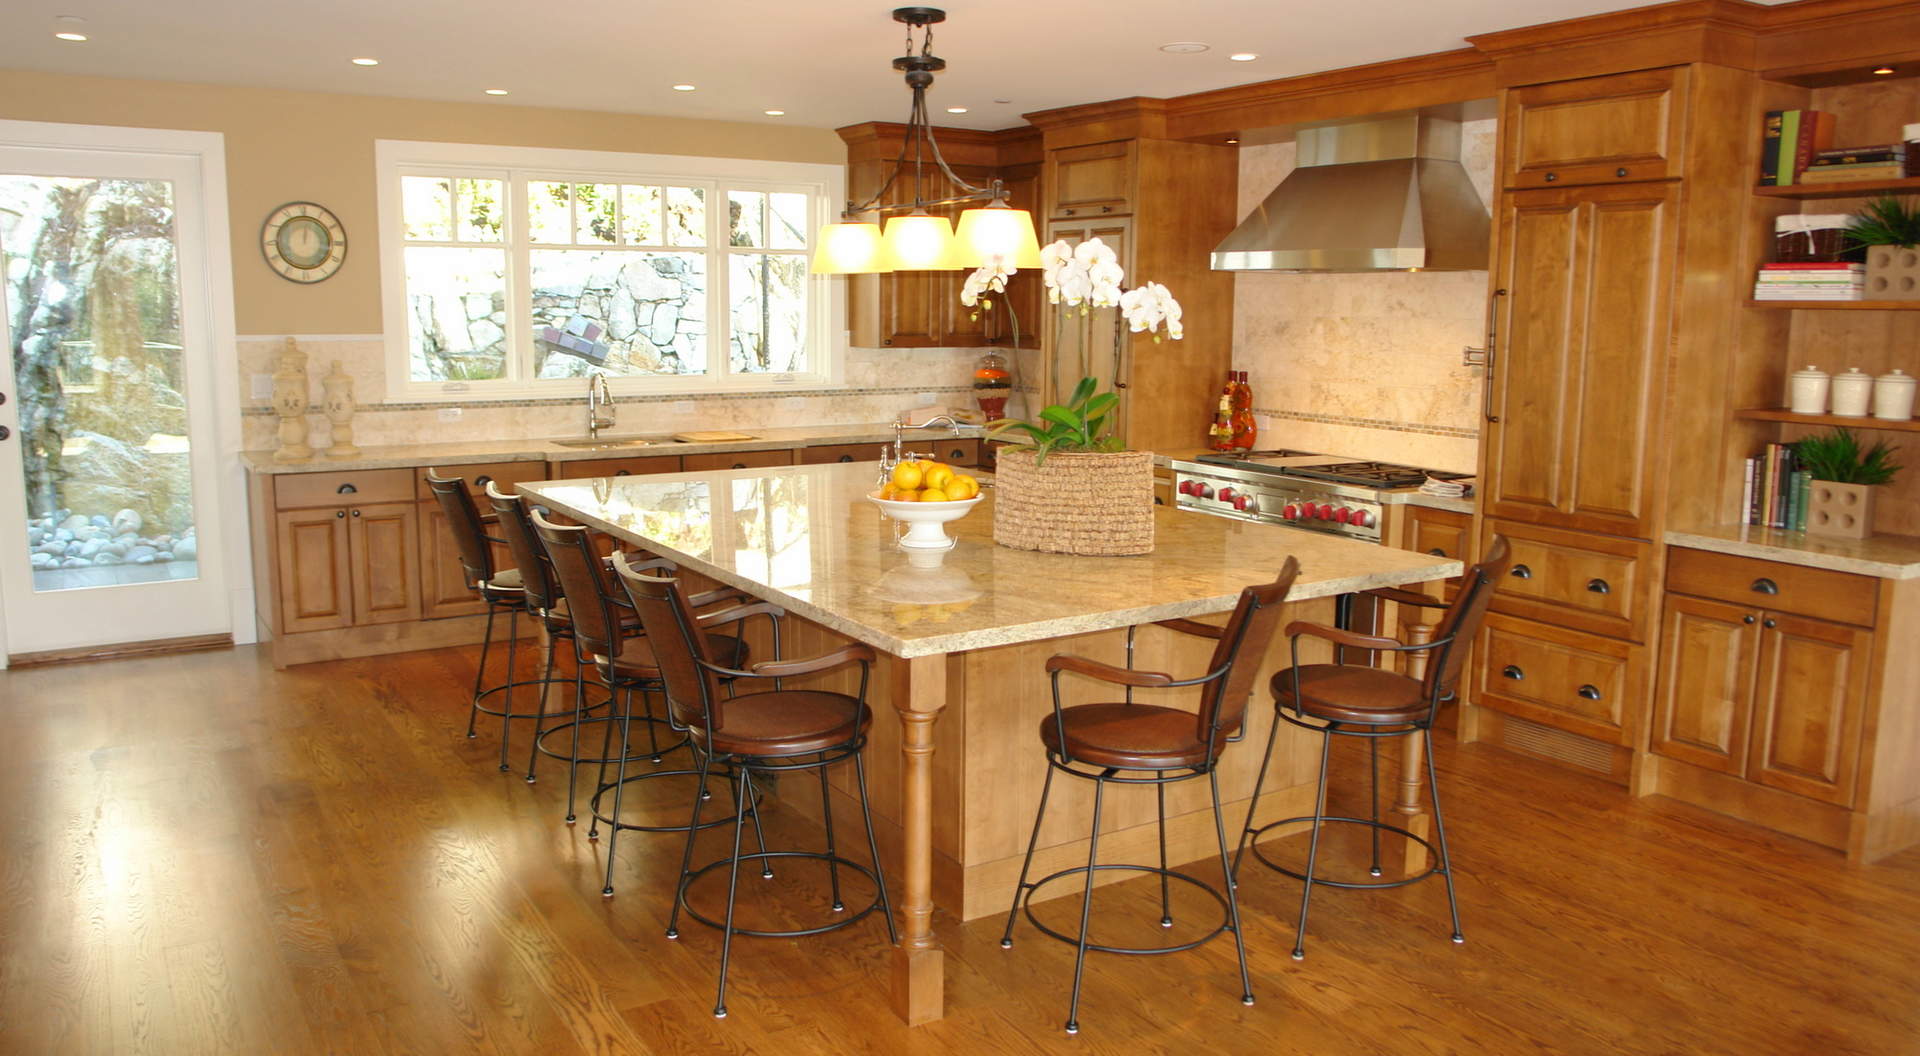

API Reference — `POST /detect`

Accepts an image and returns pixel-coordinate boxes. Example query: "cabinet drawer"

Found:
[274,468,414,510]
[683,449,794,472]
[1050,141,1134,218]
[1503,67,1685,188]
[1485,520,1652,640]
[1476,612,1645,745]
[1666,547,1878,628]
[932,437,981,467]
[415,460,547,500]
[800,443,889,465]
[550,456,683,478]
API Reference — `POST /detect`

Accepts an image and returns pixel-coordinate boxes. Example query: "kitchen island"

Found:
[521,461,1459,1024]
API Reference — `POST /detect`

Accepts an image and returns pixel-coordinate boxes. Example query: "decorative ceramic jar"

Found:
[1874,368,1916,420]
[972,350,1012,420]
[1788,364,1830,415]
[270,337,313,462]
[1829,367,1873,417]
[321,360,360,458]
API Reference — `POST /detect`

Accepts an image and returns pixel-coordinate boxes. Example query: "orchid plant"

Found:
[973,238,1185,462]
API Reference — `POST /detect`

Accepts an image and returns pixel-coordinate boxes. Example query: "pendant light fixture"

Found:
[811,7,1043,275]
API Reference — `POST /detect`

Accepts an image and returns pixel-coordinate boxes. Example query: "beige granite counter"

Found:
[242,423,985,475]
[521,462,1460,659]
[1665,524,1920,580]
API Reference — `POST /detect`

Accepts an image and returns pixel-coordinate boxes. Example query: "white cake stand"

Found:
[866,491,983,551]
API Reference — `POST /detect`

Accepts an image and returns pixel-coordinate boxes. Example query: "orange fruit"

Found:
[925,464,955,491]
[921,487,951,503]
[891,463,924,491]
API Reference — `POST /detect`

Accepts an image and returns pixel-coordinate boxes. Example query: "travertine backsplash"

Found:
[237,337,998,451]
[1230,118,1495,473]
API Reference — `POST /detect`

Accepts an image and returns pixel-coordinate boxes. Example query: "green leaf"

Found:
[1082,392,1118,421]
[1039,406,1084,432]
[1067,376,1097,409]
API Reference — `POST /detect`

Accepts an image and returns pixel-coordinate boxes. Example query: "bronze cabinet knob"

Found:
[1577,684,1602,701]
[1743,614,1756,625]
[1751,578,1779,595]
[337,483,358,494]
[1587,578,1610,594]
[1502,665,1525,680]
[1510,564,1533,579]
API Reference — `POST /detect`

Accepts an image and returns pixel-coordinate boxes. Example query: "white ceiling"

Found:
[0,0,1794,132]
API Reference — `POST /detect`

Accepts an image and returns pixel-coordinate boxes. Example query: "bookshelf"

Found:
[1754,176,1920,199]
[1734,407,1920,433]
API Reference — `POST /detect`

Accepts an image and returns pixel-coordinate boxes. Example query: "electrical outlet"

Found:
[250,374,273,400]
[438,406,463,422]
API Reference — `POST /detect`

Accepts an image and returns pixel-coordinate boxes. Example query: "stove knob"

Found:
[1178,480,1195,496]
[1199,485,1215,500]
[1235,494,1254,512]
[1334,507,1352,524]
[1282,504,1300,521]
[1351,509,1374,528]
[1219,487,1235,503]
[1316,503,1336,520]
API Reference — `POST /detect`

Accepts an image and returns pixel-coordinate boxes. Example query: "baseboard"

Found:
[9,632,233,669]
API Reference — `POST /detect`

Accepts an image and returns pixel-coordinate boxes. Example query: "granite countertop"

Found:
[521,462,1460,658]
[1665,523,1920,580]
[241,423,987,475]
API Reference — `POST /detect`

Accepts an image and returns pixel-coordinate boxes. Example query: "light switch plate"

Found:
[250,374,273,400]
[438,406,463,422]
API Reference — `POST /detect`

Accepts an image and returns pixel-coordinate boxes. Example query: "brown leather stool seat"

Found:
[698,691,870,756]
[1038,703,1213,770]
[1001,560,1300,1035]
[1271,665,1427,726]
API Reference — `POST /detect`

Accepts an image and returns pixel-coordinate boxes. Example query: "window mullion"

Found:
[507,173,532,387]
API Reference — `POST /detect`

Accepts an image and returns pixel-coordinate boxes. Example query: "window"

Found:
[376,141,844,400]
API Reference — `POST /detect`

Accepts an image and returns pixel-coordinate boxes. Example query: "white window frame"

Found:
[375,140,845,402]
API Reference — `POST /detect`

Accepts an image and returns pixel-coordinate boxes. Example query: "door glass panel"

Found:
[0,175,199,592]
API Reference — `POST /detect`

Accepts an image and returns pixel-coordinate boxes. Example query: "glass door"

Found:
[0,144,230,658]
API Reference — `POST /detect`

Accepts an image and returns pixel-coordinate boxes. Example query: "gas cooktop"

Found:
[1194,450,1471,490]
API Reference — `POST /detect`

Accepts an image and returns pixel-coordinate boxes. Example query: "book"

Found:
[1810,150,1907,166]
[1800,165,1906,183]
[1753,289,1866,300]
[1742,457,1757,526]
[1815,143,1907,159]
[1802,111,1837,174]
[1776,109,1802,186]
[1760,110,1784,185]
[1793,470,1812,532]
[1760,262,1865,270]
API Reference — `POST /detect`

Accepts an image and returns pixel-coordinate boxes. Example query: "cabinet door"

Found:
[800,442,890,465]
[1050,141,1134,218]
[1650,594,1759,775]
[419,504,489,619]
[1476,611,1644,745]
[1042,218,1130,418]
[991,164,1043,349]
[274,508,353,634]
[682,449,794,472]
[1503,68,1686,189]
[1485,183,1673,537]
[1748,613,1870,807]
[552,456,682,478]
[348,501,422,626]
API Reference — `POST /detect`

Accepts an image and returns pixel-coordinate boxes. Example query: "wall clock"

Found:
[261,202,347,283]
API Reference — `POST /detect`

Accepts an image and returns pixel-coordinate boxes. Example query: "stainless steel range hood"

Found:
[1211,113,1490,272]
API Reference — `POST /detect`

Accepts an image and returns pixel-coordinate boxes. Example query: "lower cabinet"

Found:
[1651,553,1873,809]
[1476,611,1644,746]
[273,500,420,632]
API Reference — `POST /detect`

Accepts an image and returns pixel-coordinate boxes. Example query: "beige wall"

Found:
[0,70,845,335]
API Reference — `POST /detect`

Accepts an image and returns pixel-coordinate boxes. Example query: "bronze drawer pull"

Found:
[475,475,493,488]
[1577,684,1602,701]
[1615,167,1629,178]
[337,483,357,494]
[732,462,747,469]
[334,510,345,519]
[950,448,966,459]
[1751,578,1779,595]
[1502,665,1524,680]
[1587,578,1610,594]
[1743,614,1756,625]
[838,455,854,463]
[614,469,632,476]
[351,509,362,518]
[1510,564,1532,579]
[1428,547,1448,557]
[1763,618,1777,629]
[1544,172,1558,182]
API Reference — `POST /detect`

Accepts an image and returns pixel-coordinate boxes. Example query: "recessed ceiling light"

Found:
[672,83,697,92]
[53,15,87,41]
[54,30,87,41]
[947,106,968,114]
[351,57,379,66]
[764,109,786,116]
[1873,65,1896,75]
[1159,42,1210,54]
[1229,52,1258,62]
[993,98,1012,104]
[1226,137,1240,144]
[484,88,509,95]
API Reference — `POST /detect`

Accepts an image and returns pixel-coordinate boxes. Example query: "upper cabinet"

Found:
[1502,68,1688,189]
[1048,141,1135,218]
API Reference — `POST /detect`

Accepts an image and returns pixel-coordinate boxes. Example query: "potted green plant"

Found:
[966,239,1184,556]
[1793,428,1902,538]
[1847,196,1920,300]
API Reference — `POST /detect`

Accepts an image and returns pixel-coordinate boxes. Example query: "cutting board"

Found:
[673,430,758,443]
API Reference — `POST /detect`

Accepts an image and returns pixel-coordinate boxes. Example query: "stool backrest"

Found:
[424,470,496,591]
[529,508,623,660]
[484,482,557,614]
[1423,534,1513,706]
[1197,556,1301,752]
[613,558,723,733]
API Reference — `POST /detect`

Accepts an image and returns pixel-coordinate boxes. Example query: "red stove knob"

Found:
[1199,485,1215,500]
[1334,507,1352,524]
[1282,504,1300,520]
[1219,487,1236,503]
[1316,503,1336,520]
[1178,480,1195,496]
[1234,494,1253,512]
[1351,509,1374,528]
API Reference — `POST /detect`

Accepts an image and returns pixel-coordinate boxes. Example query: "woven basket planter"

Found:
[992,448,1154,556]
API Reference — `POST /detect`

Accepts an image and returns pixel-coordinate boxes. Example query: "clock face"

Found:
[262,202,346,283]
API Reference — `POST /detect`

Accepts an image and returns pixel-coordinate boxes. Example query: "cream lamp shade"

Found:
[953,204,1042,268]
[810,221,886,274]
[879,212,964,271]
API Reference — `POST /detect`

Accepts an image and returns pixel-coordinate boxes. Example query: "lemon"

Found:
[924,464,955,492]
[921,486,950,503]
[891,462,924,491]
[950,474,979,499]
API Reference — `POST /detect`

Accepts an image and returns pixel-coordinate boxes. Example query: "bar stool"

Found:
[1237,536,1510,961]
[531,509,766,897]
[425,469,543,772]
[1000,559,1300,1035]
[613,554,898,1020]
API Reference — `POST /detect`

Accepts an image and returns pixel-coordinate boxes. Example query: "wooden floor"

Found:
[3,643,1918,1055]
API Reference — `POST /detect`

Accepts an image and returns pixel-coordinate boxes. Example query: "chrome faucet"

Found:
[585,371,615,438]
[883,414,963,481]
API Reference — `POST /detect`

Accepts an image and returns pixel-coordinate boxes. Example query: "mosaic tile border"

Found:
[242,384,979,416]
[1254,407,1480,440]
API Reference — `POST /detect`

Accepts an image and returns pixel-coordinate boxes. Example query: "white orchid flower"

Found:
[1120,281,1185,340]
[1039,240,1074,290]
[960,269,990,307]
[1054,266,1092,306]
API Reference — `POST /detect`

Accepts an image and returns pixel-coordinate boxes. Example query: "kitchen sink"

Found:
[548,435,678,449]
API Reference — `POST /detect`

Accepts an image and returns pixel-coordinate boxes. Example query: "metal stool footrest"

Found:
[1018,863,1230,956]
[538,709,688,767]
[587,764,748,834]
[1246,814,1444,890]
[677,850,887,938]
[471,675,574,723]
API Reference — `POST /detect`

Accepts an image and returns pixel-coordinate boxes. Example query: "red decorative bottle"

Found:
[1230,371,1258,450]
[1208,371,1235,451]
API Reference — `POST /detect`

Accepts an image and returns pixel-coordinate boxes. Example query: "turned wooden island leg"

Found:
[1396,622,1435,874]
[891,653,948,1025]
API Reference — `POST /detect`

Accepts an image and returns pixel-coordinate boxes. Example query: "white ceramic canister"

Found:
[1830,367,1873,417]
[1788,365,1831,414]
[1874,368,1916,420]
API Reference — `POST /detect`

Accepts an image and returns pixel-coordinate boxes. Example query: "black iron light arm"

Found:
[841,10,1001,220]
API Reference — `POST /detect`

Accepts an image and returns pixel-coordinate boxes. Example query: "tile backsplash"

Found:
[237,336,998,451]
[1230,118,1495,473]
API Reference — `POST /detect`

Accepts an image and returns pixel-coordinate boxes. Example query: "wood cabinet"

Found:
[1503,67,1687,189]
[1651,548,1873,810]
[1048,140,1134,218]
[1042,217,1131,419]
[270,472,420,634]
[418,461,545,619]
[800,442,890,465]
[551,455,681,478]
[1478,612,1644,746]
[273,507,353,634]
[1484,519,1654,641]
[683,449,794,472]
[1484,181,1676,538]
[348,502,423,626]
